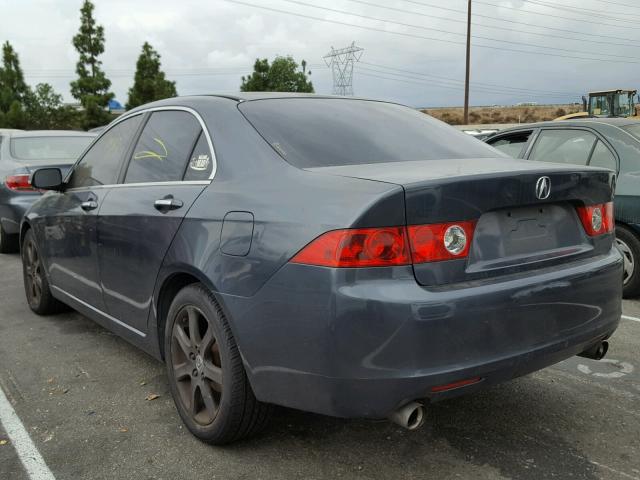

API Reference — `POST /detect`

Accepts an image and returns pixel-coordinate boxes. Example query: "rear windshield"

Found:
[10,136,93,161]
[622,124,640,140]
[239,98,501,168]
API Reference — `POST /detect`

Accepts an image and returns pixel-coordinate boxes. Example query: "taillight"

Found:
[5,174,35,191]
[407,221,476,263]
[291,227,411,267]
[576,202,614,236]
[291,221,476,267]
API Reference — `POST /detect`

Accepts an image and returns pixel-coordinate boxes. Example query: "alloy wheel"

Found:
[24,239,43,306]
[171,305,223,426]
[616,237,635,285]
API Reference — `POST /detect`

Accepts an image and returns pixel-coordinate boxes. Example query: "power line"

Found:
[360,62,582,95]
[513,0,640,22]
[342,0,640,48]
[398,0,640,44]
[273,0,639,60]
[357,65,576,97]
[355,70,575,100]
[222,0,640,65]
[583,0,640,9]
[471,0,640,30]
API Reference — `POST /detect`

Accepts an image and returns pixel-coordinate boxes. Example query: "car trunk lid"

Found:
[307,157,615,286]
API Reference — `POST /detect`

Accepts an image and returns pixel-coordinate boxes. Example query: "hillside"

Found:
[422,104,583,125]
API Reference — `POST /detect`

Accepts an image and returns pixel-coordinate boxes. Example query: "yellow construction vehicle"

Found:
[556,89,639,120]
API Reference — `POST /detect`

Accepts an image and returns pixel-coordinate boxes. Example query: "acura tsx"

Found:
[21,94,622,444]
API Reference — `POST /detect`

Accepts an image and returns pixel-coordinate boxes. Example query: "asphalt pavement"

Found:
[0,252,638,480]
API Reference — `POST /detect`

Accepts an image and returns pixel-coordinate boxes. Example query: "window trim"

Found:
[65,105,217,191]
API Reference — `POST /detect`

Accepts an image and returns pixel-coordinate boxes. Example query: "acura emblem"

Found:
[535,176,551,200]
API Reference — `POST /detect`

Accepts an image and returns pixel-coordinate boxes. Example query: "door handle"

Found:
[81,200,98,211]
[154,197,183,211]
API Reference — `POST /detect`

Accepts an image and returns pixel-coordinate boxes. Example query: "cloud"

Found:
[4,0,636,108]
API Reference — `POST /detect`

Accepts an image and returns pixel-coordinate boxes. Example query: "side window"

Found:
[183,131,213,181]
[529,130,597,166]
[125,111,201,184]
[488,132,532,158]
[67,115,143,188]
[589,140,617,171]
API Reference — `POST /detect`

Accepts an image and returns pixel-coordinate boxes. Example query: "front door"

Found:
[45,114,144,309]
[98,110,214,332]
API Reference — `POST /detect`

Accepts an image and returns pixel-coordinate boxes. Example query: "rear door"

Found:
[97,108,214,332]
[43,114,144,309]
[526,128,598,166]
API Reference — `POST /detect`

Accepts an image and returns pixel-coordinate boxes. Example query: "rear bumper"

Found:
[223,247,623,418]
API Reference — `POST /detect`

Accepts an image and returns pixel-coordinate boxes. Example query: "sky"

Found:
[1,0,639,108]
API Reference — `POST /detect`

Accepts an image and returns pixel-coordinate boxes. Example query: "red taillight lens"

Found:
[5,174,35,191]
[407,221,476,263]
[576,202,614,236]
[291,227,411,267]
[291,221,477,267]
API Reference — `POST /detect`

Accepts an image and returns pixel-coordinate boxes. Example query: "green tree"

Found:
[24,83,81,130]
[126,42,177,109]
[70,0,113,129]
[240,56,313,93]
[0,42,30,127]
[4,101,27,129]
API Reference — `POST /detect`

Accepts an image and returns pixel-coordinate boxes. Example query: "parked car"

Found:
[485,119,640,297]
[0,130,96,252]
[21,95,621,444]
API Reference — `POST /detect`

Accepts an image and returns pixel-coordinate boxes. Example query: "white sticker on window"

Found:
[190,154,210,171]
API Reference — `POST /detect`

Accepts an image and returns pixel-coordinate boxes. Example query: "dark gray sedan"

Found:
[485,119,640,297]
[21,95,622,444]
[0,130,96,252]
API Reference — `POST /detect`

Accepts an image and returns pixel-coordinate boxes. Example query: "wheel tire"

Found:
[164,283,272,445]
[21,229,66,314]
[616,224,640,298]
[0,225,19,254]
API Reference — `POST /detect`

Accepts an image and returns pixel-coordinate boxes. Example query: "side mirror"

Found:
[31,168,63,191]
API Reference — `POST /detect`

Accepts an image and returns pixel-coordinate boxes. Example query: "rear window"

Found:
[622,124,640,140]
[239,99,502,168]
[11,136,93,161]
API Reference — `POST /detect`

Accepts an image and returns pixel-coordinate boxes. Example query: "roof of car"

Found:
[8,130,97,138]
[493,117,640,135]
[205,92,370,102]
[123,93,403,117]
[132,93,383,107]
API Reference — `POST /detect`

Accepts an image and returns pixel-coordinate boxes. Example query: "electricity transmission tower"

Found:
[324,42,364,96]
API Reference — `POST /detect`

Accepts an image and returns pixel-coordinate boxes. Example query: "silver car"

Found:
[0,130,96,252]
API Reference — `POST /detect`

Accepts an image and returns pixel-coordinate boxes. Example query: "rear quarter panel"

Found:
[151,98,405,350]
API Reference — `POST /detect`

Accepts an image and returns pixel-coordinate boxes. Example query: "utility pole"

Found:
[463,0,472,124]
[324,42,364,96]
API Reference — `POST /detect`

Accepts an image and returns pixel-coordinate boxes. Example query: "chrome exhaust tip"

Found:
[388,401,426,431]
[577,340,609,361]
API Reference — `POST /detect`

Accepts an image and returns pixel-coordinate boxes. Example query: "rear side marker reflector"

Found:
[576,202,614,236]
[430,377,482,393]
[291,221,477,268]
